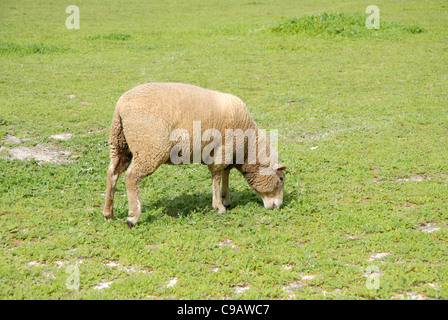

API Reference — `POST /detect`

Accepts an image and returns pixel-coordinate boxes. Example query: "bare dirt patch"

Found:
[282,274,317,299]
[3,134,29,144]
[390,292,426,300]
[4,145,71,163]
[166,277,179,288]
[104,260,152,274]
[94,279,113,291]
[218,239,238,249]
[393,175,431,182]
[50,133,73,141]
[418,223,441,233]
[232,285,250,296]
[1,134,72,164]
[374,175,432,183]
[282,281,304,299]
[368,252,391,262]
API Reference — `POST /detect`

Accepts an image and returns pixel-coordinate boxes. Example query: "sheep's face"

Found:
[244,164,286,209]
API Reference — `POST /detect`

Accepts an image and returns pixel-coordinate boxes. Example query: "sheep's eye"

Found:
[279,177,284,183]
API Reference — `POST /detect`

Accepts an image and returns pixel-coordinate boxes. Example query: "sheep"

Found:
[102,83,286,228]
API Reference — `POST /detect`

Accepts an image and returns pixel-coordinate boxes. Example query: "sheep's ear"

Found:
[273,163,286,171]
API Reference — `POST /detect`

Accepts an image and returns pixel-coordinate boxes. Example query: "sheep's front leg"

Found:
[221,168,231,208]
[211,171,226,214]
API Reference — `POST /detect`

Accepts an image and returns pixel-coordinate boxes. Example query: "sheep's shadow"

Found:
[113,187,295,226]
[141,190,258,223]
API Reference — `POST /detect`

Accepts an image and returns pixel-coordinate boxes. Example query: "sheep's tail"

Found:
[109,108,131,158]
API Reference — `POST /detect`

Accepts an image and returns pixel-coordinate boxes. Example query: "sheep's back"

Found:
[116,83,256,134]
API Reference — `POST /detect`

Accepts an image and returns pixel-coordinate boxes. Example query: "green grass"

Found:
[272,12,424,37]
[86,33,132,41]
[1,0,448,300]
[0,41,62,55]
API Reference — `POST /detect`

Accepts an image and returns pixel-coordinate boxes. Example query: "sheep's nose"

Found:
[264,203,274,210]
[271,201,283,209]
[264,203,278,210]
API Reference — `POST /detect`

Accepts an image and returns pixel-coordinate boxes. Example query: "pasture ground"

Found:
[0,0,448,299]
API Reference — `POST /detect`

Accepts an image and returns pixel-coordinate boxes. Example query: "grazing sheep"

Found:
[102,83,286,228]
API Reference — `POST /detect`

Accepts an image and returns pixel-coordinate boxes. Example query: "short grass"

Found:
[272,12,424,36]
[1,0,448,299]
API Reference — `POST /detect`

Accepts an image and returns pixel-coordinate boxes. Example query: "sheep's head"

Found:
[240,163,286,209]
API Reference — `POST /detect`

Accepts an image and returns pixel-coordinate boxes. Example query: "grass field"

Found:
[1,0,448,299]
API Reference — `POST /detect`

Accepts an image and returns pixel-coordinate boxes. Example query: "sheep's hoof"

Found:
[221,197,231,209]
[126,220,135,229]
[103,213,115,221]
[215,207,226,215]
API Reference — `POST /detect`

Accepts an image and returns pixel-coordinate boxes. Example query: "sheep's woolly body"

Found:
[116,83,256,165]
[103,83,286,228]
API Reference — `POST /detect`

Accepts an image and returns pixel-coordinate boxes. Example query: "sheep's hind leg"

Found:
[103,151,132,221]
[125,158,158,229]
